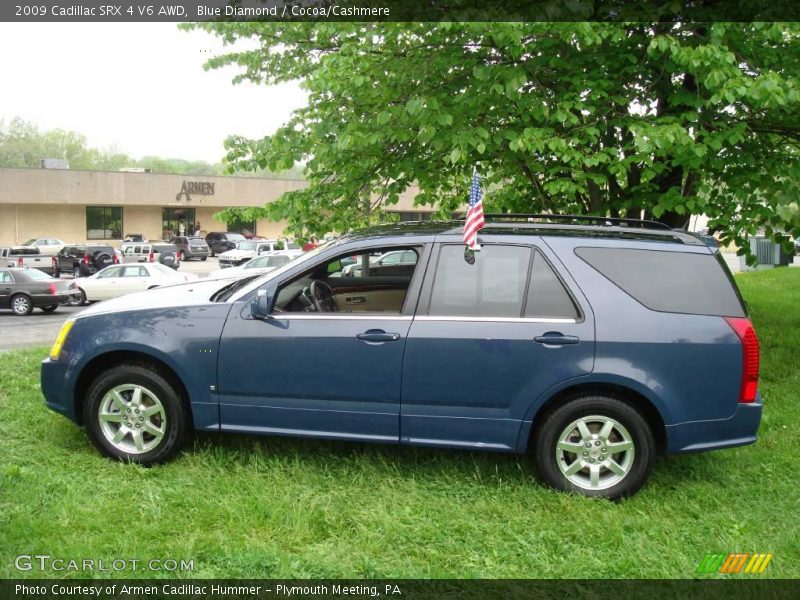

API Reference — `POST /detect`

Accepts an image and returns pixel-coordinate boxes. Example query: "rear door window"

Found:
[429,244,531,318]
[524,250,580,319]
[575,247,746,317]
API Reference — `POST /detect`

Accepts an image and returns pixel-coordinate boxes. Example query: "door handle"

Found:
[356,329,401,344]
[534,332,580,346]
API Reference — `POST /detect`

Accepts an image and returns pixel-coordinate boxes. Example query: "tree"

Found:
[190,22,800,252]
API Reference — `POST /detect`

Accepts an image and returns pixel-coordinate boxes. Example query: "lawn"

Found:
[0,268,798,579]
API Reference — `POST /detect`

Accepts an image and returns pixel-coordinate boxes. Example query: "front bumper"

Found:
[41,358,78,423]
[666,396,763,454]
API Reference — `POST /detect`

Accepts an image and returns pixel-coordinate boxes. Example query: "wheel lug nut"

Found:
[583,451,588,457]
[595,441,601,446]
[589,458,595,463]
[585,442,592,448]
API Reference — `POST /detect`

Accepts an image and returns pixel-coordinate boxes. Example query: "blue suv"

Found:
[41,216,761,499]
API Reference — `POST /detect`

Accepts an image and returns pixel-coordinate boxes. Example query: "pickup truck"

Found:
[0,246,54,274]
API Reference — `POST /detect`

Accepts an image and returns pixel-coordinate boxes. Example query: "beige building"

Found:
[0,167,431,246]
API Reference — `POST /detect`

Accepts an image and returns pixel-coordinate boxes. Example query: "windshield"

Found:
[150,263,177,276]
[22,239,37,246]
[226,233,246,241]
[22,268,52,281]
[236,241,258,251]
[211,275,261,302]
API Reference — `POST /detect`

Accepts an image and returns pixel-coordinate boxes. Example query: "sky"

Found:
[0,23,307,163]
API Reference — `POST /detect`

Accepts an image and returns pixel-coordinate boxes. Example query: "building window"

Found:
[226,215,257,237]
[86,207,123,240]
[162,208,196,240]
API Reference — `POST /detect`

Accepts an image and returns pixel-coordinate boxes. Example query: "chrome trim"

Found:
[415,315,576,324]
[272,314,413,321]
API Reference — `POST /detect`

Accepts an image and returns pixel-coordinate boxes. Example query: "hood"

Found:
[218,249,254,259]
[76,278,232,318]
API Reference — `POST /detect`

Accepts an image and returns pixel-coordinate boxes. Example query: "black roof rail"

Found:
[481,213,671,230]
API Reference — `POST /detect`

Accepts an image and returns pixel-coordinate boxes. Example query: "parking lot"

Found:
[2,252,797,352]
[0,256,220,352]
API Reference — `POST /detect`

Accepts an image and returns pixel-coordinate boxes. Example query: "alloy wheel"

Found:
[97,384,168,454]
[555,415,635,491]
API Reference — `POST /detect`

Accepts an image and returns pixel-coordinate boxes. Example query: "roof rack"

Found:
[482,213,672,230]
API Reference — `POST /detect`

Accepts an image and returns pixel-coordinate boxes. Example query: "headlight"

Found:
[49,319,75,361]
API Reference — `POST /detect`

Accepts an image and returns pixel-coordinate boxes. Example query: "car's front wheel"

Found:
[533,395,655,500]
[40,304,58,313]
[83,364,188,465]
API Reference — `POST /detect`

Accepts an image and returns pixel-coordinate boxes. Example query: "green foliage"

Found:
[188,22,800,248]
[0,117,302,179]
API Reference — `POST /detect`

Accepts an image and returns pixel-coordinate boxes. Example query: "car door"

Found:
[91,266,124,300]
[216,242,430,442]
[0,270,13,307]
[119,265,151,293]
[401,241,594,451]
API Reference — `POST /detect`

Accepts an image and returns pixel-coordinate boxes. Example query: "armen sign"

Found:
[176,181,215,202]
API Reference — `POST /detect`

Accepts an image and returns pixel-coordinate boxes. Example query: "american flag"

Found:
[463,167,485,249]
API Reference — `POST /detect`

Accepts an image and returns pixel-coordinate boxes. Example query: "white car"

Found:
[72,263,197,304]
[208,252,295,280]
[21,238,66,256]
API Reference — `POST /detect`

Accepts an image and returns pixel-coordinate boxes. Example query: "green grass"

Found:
[1,268,799,579]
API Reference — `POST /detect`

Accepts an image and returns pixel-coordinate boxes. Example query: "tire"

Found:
[10,294,33,316]
[83,364,189,465]
[41,304,58,313]
[532,395,655,500]
[201,257,207,262]
[94,252,113,269]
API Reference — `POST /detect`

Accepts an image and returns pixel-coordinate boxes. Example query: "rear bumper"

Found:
[31,292,76,307]
[41,358,78,423]
[666,396,763,454]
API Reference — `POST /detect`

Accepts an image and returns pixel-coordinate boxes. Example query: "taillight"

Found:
[48,283,56,295]
[17,257,23,267]
[724,317,760,403]
[82,254,90,265]
[177,251,183,262]
[51,256,57,268]
[112,254,119,264]
[149,251,154,262]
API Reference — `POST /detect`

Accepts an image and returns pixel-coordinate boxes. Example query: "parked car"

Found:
[21,238,66,256]
[120,243,181,270]
[208,252,294,280]
[205,232,247,257]
[170,236,210,261]
[122,234,147,243]
[70,263,198,305]
[341,249,418,277]
[0,267,78,315]
[41,217,761,499]
[1,246,54,274]
[52,244,118,278]
[217,240,280,269]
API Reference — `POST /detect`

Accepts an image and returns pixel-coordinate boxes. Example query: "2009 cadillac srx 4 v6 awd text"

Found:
[42,216,761,498]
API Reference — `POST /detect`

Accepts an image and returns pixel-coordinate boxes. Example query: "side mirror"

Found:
[250,289,273,320]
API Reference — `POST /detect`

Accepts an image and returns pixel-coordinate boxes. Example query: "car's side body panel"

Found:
[41,299,233,430]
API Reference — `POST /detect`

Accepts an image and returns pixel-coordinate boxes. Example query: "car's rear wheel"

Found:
[533,395,655,500]
[201,257,207,261]
[83,364,188,465]
[41,304,58,313]
[10,294,33,316]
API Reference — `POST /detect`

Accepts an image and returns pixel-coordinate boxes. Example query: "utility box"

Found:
[740,237,792,271]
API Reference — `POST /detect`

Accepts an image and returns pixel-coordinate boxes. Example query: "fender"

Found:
[514,372,673,453]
